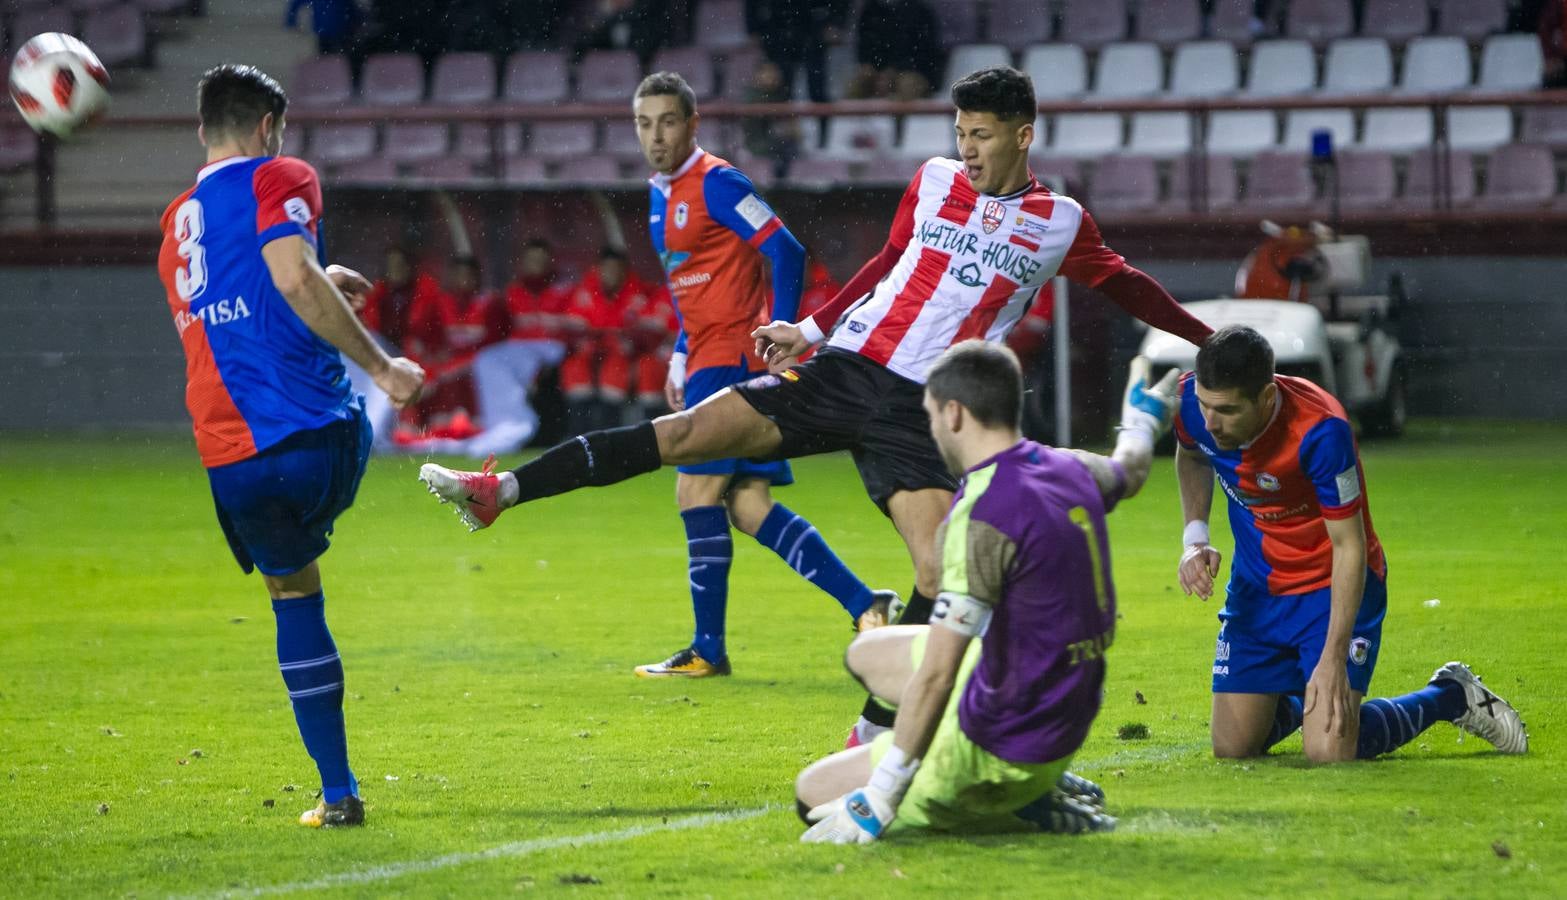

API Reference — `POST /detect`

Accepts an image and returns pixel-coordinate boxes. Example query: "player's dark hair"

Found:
[951,66,1035,124]
[1196,325,1276,398]
[635,71,697,119]
[926,340,1023,430]
[198,64,287,139]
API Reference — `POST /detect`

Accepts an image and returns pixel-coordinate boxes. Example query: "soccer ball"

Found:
[8,33,111,137]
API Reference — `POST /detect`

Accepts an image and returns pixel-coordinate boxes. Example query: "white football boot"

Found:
[1430,661,1529,754]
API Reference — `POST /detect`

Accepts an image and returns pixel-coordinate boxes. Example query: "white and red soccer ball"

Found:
[8,33,111,137]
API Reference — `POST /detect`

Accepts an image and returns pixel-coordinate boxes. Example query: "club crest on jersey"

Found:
[981,200,1005,234]
[674,201,689,229]
[1257,472,1281,491]
[1349,637,1371,666]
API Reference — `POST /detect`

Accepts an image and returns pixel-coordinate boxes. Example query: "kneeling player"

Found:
[796,343,1178,842]
[1174,325,1527,762]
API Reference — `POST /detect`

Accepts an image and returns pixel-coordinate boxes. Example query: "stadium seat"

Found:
[1059,0,1128,50]
[528,121,597,159]
[899,114,955,159]
[1168,41,1240,97]
[503,155,549,185]
[1321,38,1394,94]
[720,45,764,101]
[1335,150,1397,209]
[1207,110,1279,155]
[382,123,450,163]
[454,123,495,162]
[1163,154,1240,212]
[1087,155,1161,215]
[943,44,1012,94]
[787,158,855,189]
[1361,107,1433,151]
[1028,153,1081,189]
[361,54,425,106]
[1245,40,1318,96]
[1091,43,1163,97]
[504,52,570,104]
[308,124,376,164]
[1022,44,1088,98]
[1240,152,1317,211]
[1474,143,1557,209]
[1286,0,1354,43]
[822,43,858,101]
[1359,0,1429,45]
[600,119,643,159]
[412,157,482,184]
[332,158,398,185]
[82,6,148,67]
[651,46,717,101]
[1434,0,1506,42]
[1048,113,1123,158]
[1283,108,1357,152]
[13,9,74,42]
[1476,34,1543,91]
[566,155,627,186]
[1521,106,1567,148]
[292,56,353,108]
[0,126,38,171]
[1447,106,1513,151]
[431,53,497,105]
[933,0,984,48]
[1208,0,1258,46]
[1133,0,1202,47]
[1399,36,1471,93]
[693,0,748,50]
[1126,112,1192,157]
[1397,148,1476,210]
[986,0,1054,51]
[576,50,642,104]
[820,115,897,159]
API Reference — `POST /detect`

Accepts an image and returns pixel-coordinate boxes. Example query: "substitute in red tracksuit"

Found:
[406,255,510,433]
[559,247,672,424]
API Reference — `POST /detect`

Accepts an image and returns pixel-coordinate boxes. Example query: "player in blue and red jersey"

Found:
[626,71,893,677]
[1174,326,1526,762]
[157,65,424,827]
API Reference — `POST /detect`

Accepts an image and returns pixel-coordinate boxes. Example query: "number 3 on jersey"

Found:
[173,199,207,301]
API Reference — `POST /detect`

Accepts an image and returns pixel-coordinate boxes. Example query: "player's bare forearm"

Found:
[889,626,969,763]
[1322,516,1368,661]
[263,237,391,376]
[1175,445,1215,527]
[1069,449,1147,503]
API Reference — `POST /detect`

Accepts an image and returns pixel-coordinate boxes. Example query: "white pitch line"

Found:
[198,805,775,898]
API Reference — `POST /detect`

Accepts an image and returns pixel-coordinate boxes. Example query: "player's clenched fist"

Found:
[1178,543,1222,600]
[752,321,812,368]
[375,357,426,409]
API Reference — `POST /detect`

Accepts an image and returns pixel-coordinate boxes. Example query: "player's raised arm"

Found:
[1060,209,1213,347]
[1068,356,1180,506]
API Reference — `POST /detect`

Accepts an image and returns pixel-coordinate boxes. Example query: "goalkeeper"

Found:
[797,343,1177,841]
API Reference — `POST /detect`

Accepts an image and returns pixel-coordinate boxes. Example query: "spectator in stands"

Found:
[573,0,669,65]
[559,247,661,431]
[742,59,801,178]
[845,0,942,101]
[745,0,847,103]
[407,254,510,438]
[285,0,363,55]
[1540,0,1567,88]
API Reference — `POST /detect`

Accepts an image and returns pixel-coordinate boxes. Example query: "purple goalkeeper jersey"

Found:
[937,440,1120,764]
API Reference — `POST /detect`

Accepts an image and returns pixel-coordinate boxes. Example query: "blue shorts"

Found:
[677,360,793,486]
[1212,567,1388,695]
[206,401,372,577]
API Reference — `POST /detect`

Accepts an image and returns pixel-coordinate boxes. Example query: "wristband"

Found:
[668,351,687,389]
[1183,520,1210,547]
[867,744,921,802]
[797,316,826,345]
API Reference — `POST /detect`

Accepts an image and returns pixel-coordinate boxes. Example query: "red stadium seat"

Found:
[504,52,569,104]
[1208,0,1258,47]
[454,123,495,162]
[1240,152,1317,212]
[382,122,449,163]
[575,50,641,104]
[1134,0,1202,47]
[1522,107,1567,149]
[986,0,1054,51]
[527,121,597,159]
[1397,149,1476,211]
[1474,143,1557,210]
[1087,155,1161,216]
[1162,155,1240,213]
[1060,0,1128,49]
[431,53,497,105]
[1336,150,1397,210]
[932,0,983,48]
[308,124,377,164]
[650,46,717,100]
[1286,0,1354,44]
[1359,0,1430,45]
[1434,0,1506,41]
[502,155,548,185]
[332,157,397,185]
[0,126,39,171]
[82,6,150,67]
[692,0,748,50]
[361,54,425,106]
[291,56,353,109]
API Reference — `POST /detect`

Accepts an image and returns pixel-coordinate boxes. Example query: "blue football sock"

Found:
[754,503,874,620]
[1261,694,1305,752]
[683,506,732,664]
[1357,681,1467,759]
[272,592,357,803]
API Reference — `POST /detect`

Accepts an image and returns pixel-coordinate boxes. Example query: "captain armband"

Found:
[932,592,993,638]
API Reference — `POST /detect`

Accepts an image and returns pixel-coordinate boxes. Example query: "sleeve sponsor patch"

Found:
[1335,466,1361,505]
[283,196,311,225]
[734,193,773,231]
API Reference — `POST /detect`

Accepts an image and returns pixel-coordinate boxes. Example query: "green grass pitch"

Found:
[2,420,1564,897]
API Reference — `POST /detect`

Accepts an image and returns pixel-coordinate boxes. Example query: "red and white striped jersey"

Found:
[824,157,1126,383]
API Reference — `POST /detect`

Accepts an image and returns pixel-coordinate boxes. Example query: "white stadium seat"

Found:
[1127,112,1193,157]
[943,44,1013,93]
[1169,40,1240,97]
[1361,107,1434,151]
[899,114,953,159]
[1476,33,1543,91]
[1207,110,1279,155]
[1399,36,1471,93]
[1022,44,1089,98]
[820,115,897,159]
[1092,42,1164,97]
[1049,113,1124,157]
[1447,106,1514,151]
[1245,40,1317,95]
[1282,108,1357,151]
[1321,38,1394,94]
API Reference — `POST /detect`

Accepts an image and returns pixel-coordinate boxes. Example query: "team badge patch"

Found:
[1349,637,1371,666]
[1257,472,1281,491]
[674,201,689,229]
[283,196,310,225]
[981,199,1004,234]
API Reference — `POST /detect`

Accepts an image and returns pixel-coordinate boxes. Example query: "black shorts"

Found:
[731,349,959,514]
